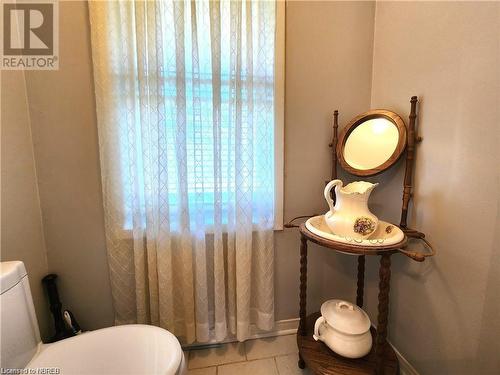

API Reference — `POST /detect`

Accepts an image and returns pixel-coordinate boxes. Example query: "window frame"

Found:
[274,0,285,230]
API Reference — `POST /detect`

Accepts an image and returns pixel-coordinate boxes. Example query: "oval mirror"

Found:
[337,110,407,176]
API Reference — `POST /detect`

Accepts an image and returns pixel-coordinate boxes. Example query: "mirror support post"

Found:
[400,96,418,228]
[328,111,339,203]
[329,110,339,181]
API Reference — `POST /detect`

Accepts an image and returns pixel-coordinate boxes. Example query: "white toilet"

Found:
[0,261,187,374]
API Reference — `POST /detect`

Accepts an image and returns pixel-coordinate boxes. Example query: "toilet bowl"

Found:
[0,261,187,375]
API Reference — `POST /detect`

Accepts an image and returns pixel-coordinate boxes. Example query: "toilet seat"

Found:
[26,325,185,375]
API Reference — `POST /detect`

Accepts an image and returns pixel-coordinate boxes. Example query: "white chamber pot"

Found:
[313,299,372,359]
[0,261,187,375]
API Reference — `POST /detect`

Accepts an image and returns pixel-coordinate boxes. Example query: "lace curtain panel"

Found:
[88,0,277,343]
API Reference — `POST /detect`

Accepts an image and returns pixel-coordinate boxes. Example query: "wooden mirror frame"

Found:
[329,96,419,229]
[336,110,407,177]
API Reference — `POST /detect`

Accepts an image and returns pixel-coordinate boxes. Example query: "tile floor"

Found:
[185,334,313,375]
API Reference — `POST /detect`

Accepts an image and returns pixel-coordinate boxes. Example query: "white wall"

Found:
[1,71,50,339]
[276,0,376,320]
[24,1,115,331]
[368,2,500,374]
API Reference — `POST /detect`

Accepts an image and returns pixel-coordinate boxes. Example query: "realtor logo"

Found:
[1,0,58,70]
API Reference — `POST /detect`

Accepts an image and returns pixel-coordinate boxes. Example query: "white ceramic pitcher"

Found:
[323,180,379,240]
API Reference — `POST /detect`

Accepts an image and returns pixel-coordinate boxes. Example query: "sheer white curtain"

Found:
[89,0,276,343]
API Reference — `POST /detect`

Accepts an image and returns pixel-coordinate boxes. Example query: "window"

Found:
[91,1,284,233]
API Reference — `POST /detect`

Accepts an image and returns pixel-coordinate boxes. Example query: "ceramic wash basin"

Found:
[305,215,404,247]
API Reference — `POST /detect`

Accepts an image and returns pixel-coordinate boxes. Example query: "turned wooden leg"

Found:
[299,234,308,336]
[376,254,392,375]
[356,255,365,308]
[298,235,308,369]
[298,353,306,369]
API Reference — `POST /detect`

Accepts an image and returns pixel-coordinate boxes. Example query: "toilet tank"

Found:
[1,261,41,369]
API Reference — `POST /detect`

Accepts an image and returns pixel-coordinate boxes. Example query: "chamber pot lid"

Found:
[320,299,371,335]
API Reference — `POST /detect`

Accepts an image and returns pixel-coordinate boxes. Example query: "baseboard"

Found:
[370,323,420,375]
[248,317,300,339]
[182,318,300,350]
[391,344,419,375]
[184,317,419,375]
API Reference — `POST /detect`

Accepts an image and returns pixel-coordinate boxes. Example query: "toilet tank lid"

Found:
[1,261,27,294]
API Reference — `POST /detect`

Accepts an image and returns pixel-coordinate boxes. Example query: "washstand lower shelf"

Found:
[297,313,399,375]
